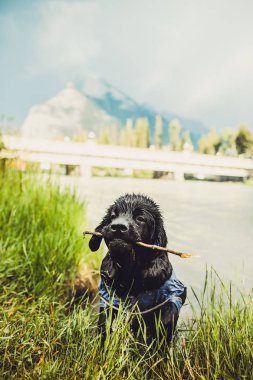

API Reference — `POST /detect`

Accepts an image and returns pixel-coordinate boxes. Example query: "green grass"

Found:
[0,168,252,379]
[0,168,97,299]
[244,178,253,186]
[91,167,153,179]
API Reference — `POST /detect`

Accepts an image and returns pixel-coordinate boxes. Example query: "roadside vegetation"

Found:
[0,167,252,379]
[0,130,5,151]
[96,117,253,157]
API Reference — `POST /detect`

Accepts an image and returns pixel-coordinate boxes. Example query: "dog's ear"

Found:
[89,210,111,252]
[153,219,167,248]
[89,232,103,252]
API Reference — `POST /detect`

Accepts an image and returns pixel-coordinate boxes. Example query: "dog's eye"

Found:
[136,215,145,223]
[111,212,117,219]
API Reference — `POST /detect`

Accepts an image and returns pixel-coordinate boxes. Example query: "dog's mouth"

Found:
[108,238,133,251]
[107,238,136,267]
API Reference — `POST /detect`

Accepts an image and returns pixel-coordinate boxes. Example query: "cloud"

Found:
[0,12,17,40]
[1,0,253,127]
[29,0,100,77]
[129,0,253,126]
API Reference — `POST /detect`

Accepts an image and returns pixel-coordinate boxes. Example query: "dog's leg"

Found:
[137,303,179,348]
[98,306,107,346]
[98,306,118,346]
[161,302,179,345]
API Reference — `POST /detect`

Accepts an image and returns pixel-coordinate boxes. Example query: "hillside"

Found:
[22,76,208,146]
[22,83,119,139]
[80,75,208,146]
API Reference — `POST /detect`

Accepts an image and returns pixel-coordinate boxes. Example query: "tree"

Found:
[72,130,87,142]
[154,115,163,149]
[168,119,181,151]
[208,129,221,154]
[198,135,210,154]
[110,124,119,145]
[97,125,120,145]
[198,129,221,155]
[235,124,253,155]
[120,119,136,147]
[219,128,236,156]
[135,118,150,148]
[181,131,193,151]
[0,130,4,151]
[98,126,110,145]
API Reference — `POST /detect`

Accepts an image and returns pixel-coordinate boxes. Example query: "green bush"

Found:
[0,169,91,298]
[0,131,4,151]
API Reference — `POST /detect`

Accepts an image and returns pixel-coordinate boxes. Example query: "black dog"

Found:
[89,194,186,346]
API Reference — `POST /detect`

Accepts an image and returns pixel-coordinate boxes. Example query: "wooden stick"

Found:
[83,230,195,259]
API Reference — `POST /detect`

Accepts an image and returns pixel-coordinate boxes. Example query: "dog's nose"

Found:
[110,218,129,233]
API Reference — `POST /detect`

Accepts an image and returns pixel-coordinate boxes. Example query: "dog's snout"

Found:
[110,218,129,233]
[110,222,128,233]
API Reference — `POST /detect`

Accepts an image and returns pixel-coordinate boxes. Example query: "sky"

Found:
[1,0,253,129]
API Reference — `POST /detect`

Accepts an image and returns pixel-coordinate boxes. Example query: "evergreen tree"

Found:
[154,115,163,149]
[0,130,4,151]
[198,135,210,154]
[219,128,236,155]
[72,130,87,142]
[110,124,119,145]
[198,129,221,155]
[168,119,181,151]
[235,124,253,155]
[98,126,110,145]
[121,119,136,147]
[135,118,150,148]
[119,129,126,146]
[208,129,221,154]
[181,131,193,151]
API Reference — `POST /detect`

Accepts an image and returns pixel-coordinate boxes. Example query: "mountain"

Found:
[79,75,208,147]
[22,75,208,147]
[22,83,119,139]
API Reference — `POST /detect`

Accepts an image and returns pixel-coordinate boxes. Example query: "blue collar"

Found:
[98,270,186,313]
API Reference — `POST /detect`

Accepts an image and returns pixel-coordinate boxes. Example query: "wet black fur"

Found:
[89,194,180,345]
